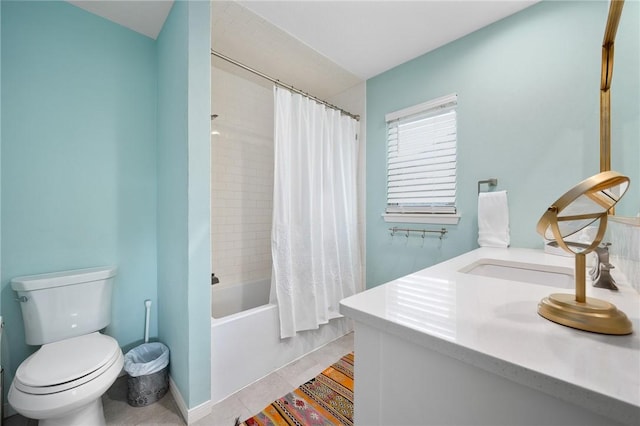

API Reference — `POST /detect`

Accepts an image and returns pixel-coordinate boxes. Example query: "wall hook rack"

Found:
[389,227,447,240]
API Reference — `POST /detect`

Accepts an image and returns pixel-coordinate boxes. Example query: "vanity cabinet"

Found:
[340,248,639,426]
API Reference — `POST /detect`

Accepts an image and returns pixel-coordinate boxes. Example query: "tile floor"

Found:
[5,332,354,426]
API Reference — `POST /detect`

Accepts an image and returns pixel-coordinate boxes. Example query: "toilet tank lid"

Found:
[11,266,117,292]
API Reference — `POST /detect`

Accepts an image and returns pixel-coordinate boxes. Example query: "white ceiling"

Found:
[239,1,539,80]
[68,0,539,97]
[67,0,173,40]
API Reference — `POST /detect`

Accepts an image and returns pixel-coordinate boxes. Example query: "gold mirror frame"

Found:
[600,0,624,216]
[536,171,631,335]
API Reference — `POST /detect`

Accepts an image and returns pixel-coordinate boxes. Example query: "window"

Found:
[384,94,459,224]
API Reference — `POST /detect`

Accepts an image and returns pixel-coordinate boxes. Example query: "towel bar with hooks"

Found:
[389,227,447,240]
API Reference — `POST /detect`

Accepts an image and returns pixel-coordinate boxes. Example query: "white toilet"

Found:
[8,267,123,426]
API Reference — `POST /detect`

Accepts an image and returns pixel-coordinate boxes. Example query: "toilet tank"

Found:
[11,267,117,345]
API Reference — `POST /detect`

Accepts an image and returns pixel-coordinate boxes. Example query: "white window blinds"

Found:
[386,94,458,214]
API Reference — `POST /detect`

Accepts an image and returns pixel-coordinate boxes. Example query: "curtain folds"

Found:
[272,86,361,339]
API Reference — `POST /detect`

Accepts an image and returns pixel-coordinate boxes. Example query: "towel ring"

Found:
[478,178,498,194]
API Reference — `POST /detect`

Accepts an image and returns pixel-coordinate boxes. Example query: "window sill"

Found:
[382,213,460,225]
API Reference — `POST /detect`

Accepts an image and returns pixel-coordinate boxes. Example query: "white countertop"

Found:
[340,248,640,425]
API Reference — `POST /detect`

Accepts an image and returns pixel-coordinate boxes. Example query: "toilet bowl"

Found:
[8,267,122,426]
[9,333,123,426]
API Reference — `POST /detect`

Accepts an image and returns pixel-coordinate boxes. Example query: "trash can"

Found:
[123,342,170,407]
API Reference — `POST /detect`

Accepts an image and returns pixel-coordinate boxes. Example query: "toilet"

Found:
[8,267,123,426]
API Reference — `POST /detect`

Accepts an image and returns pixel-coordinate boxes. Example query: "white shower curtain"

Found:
[272,86,361,339]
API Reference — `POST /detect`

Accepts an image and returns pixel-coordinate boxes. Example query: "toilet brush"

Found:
[144,300,151,343]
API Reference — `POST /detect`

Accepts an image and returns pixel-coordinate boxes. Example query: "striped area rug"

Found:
[240,352,354,426]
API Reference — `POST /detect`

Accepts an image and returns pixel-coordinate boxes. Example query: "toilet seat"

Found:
[14,332,121,395]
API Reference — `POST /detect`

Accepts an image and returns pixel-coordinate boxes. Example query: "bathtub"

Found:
[210,278,352,404]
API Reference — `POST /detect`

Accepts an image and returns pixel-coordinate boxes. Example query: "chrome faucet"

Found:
[590,243,618,290]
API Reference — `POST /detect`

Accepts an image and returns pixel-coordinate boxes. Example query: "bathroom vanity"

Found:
[340,248,639,426]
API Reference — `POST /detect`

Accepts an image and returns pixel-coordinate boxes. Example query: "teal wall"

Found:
[0,0,3,320]
[157,0,211,407]
[366,0,639,288]
[157,0,190,407]
[1,0,158,389]
[611,0,640,217]
[185,0,212,407]
[1,0,212,409]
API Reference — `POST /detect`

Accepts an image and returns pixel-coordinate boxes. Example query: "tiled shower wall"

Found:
[607,218,640,293]
[211,66,274,287]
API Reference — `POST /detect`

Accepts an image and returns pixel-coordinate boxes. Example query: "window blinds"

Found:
[386,94,457,214]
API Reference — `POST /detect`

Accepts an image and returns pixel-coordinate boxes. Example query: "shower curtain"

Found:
[272,86,361,339]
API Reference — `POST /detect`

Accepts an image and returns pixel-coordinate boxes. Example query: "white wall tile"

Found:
[211,66,274,286]
[607,219,640,293]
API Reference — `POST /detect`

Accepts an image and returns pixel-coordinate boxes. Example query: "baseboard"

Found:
[3,402,17,419]
[2,362,17,419]
[169,375,212,424]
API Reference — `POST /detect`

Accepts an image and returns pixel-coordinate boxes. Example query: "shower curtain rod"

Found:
[211,49,360,121]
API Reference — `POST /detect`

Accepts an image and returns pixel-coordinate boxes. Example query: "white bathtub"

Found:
[211,278,271,319]
[210,278,352,404]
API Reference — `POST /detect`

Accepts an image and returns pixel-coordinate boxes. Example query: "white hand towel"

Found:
[478,190,510,248]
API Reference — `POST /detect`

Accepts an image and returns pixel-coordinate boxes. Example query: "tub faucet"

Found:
[590,243,618,291]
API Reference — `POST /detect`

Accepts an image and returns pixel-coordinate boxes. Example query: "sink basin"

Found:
[459,259,574,288]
